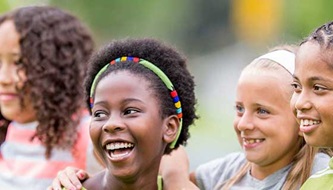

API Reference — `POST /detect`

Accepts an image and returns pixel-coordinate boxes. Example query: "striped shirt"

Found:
[0,112,103,190]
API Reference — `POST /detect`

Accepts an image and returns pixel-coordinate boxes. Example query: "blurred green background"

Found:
[2,0,333,170]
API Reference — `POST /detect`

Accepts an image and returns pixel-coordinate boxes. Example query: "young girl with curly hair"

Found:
[0,6,102,189]
[52,38,198,190]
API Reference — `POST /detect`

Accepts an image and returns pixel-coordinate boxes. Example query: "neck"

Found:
[104,170,159,190]
[250,157,294,180]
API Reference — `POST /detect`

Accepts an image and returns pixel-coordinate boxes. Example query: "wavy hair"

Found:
[0,6,94,158]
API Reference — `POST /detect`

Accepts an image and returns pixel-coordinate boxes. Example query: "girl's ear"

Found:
[162,115,180,144]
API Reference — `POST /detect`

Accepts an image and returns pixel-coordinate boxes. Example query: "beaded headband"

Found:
[89,56,182,149]
[255,50,295,74]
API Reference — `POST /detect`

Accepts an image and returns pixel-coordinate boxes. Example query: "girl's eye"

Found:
[291,82,302,93]
[313,85,326,91]
[124,108,139,115]
[93,110,107,118]
[257,108,269,115]
[235,105,244,114]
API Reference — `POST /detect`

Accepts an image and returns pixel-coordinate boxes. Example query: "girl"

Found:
[51,46,332,190]
[292,21,333,189]
[192,46,331,190]
[0,6,102,189]
[61,38,197,189]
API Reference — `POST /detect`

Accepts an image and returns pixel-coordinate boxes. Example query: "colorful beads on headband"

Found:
[170,90,182,119]
[89,56,183,149]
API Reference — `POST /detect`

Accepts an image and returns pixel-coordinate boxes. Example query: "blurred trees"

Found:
[2,0,333,55]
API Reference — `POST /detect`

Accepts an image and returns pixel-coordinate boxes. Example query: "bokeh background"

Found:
[2,0,333,170]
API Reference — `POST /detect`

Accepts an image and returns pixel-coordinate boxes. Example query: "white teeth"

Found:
[106,142,134,150]
[300,119,320,127]
[243,138,263,144]
[111,151,130,158]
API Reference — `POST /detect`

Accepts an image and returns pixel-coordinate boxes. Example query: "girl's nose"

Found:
[0,63,14,85]
[294,91,312,112]
[0,59,20,86]
[102,114,125,133]
[236,112,255,132]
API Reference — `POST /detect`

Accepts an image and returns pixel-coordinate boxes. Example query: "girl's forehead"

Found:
[298,42,333,70]
[97,71,152,95]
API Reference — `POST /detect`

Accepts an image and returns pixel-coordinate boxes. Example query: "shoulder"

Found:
[194,152,246,190]
[311,153,331,175]
[82,170,105,189]
[196,152,246,172]
[301,166,333,190]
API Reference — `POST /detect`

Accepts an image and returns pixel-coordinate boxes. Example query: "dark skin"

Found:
[48,38,198,190]
[84,71,178,190]
[48,146,199,190]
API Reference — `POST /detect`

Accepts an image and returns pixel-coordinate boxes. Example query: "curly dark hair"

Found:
[301,21,333,49]
[0,6,94,158]
[85,38,197,154]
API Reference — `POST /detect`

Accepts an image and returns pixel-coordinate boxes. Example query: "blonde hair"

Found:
[218,45,332,190]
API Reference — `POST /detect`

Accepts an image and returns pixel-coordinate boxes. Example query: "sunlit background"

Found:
[2,0,333,170]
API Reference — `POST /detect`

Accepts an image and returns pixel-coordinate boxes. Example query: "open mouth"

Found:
[300,119,321,127]
[106,142,135,159]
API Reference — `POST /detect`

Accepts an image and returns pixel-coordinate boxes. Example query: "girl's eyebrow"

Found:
[94,98,144,105]
[292,75,333,83]
[309,76,333,82]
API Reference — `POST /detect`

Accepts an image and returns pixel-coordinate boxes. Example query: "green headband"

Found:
[89,56,182,149]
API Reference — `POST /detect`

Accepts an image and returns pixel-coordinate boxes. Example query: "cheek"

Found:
[290,94,298,117]
[233,118,240,133]
[89,124,101,145]
[280,119,300,140]
[233,117,242,145]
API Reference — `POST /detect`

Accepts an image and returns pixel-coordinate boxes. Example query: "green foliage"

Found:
[0,0,10,14]
[284,0,333,40]
[50,0,192,49]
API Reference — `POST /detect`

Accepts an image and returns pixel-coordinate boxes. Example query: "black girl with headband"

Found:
[74,38,197,190]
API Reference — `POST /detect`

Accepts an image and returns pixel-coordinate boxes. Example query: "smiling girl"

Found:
[0,6,102,189]
[292,21,333,190]
[77,38,197,190]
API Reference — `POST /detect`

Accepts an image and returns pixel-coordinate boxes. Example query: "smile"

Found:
[106,142,134,159]
[300,119,321,127]
[243,138,265,144]
[0,93,18,102]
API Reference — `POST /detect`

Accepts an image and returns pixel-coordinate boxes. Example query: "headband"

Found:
[89,56,182,149]
[255,50,295,74]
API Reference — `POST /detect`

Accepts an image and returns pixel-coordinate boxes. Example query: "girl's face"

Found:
[90,70,176,182]
[234,70,300,178]
[291,42,333,147]
[0,20,36,123]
